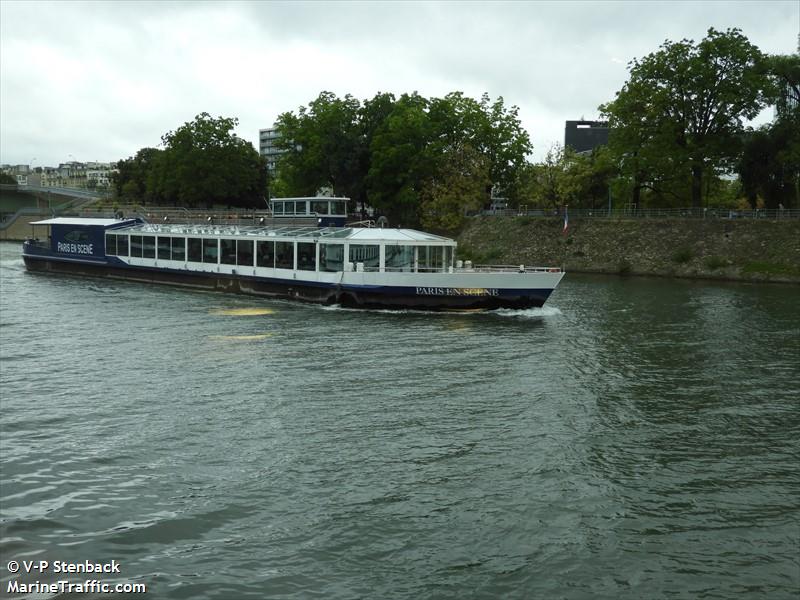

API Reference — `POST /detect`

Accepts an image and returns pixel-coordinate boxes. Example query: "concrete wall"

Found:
[0,212,49,241]
[457,216,800,283]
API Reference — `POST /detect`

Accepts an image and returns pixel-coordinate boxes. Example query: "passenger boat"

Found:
[21,216,564,310]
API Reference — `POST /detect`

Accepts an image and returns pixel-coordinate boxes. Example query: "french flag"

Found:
[563,206,569,235]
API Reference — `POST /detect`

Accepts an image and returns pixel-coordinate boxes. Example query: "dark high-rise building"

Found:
[259,126,285,174]
[564,120,609,154]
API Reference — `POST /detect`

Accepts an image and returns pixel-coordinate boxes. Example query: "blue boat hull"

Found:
[22,252,553,311]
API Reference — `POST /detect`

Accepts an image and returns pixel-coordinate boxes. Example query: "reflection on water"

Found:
[209,307,276,316]
[1,243,798,599]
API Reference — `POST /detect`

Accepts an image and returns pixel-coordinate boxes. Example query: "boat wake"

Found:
[318,304,562,318]
[208,333,272,341]
[490,306,562,319]
[0,258,26,271]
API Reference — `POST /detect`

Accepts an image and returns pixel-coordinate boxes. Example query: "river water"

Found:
[1,241,798,599]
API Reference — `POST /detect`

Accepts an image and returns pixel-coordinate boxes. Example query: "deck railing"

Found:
[22,238,49,249]
[461,265,562,274]
[370,265,561,274]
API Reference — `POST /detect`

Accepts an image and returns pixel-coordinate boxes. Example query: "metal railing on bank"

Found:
[478,207,800,220]
[76,206,367,227]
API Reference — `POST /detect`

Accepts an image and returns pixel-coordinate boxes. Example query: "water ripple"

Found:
[1,243,798,599]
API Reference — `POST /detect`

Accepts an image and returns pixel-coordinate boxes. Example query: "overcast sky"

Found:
[1,0,797,168]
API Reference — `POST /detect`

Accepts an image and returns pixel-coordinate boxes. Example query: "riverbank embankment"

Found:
[457,216,800,283]
[0,212,49,242]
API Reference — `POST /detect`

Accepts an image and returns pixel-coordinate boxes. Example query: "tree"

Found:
[513,144,616,210]
[274,92,363,199]
[112,147,163,204]
[767,53,800,118]
[366,93,432,227]
[601,28,770,207]
[738,52,800,209]
[427,92,531,204]
[156,113,267,208]
[274,90,533,227]
[419,142,490,232]
[739,119,799,209]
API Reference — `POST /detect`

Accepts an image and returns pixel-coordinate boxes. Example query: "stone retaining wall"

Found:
[457,217,800,283]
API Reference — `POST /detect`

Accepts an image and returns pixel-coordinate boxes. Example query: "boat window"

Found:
[117,235,129,257]
[188,238,202,262]
[331,200,346,215]
[311,200,328,215]
[105,234,117,256]
[130,235,143,258]
[275,241,294,269]
[320,243,343,272]
[171,237,186,261]
[220,239,237,265]
[142,236,156,259]
[273,202,284,216]
[237,240,254,266]
[445,246,453,268]
[158,237,171,260]
[203,238,218,263]
[297,242,316,271]
[418,246,444,272]
[385,245,414,271]
[256,240,274,267]
[349,244,379,270]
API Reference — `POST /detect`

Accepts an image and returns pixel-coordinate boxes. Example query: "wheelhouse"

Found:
[269,197,349,227]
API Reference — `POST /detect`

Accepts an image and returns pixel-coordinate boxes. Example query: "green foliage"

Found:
[113,114,267,209]
[112,147,163,204]
[274,92,364,201]
[366,93,433,226]
[456,243,503,264]
[419,143,490,233]
[0,173,17,185]
[742,261,800,277]
[738,53,800,209]
[515,144,616,209]
[704,256,728,270]
[671,247,694,264]
[158,113,267,208]
[601,28,770,208]
[738,123,799,209]
[273,90,531,228]
[767,53,800,118]
[427,92,532,200]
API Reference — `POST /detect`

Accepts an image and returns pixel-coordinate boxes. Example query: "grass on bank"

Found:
[741,261,800,277]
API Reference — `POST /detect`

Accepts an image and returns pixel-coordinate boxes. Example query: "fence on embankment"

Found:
[458,215,800,283]
[478,206,800,221]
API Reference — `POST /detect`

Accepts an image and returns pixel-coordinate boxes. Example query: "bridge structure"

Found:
[14,184,108,200]
[0,184,109,239]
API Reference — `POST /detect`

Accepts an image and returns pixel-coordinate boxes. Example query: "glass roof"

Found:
[111,223,453,243]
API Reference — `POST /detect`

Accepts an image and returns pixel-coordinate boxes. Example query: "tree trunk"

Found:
[632,170,642,210]
[691,164,703,208]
